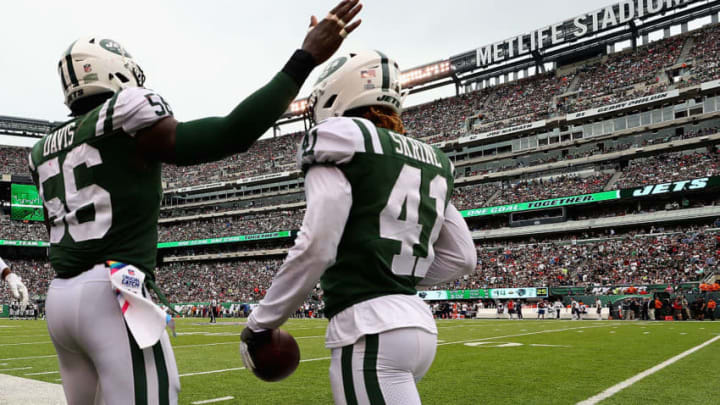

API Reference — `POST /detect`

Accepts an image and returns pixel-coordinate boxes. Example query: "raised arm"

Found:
[135,0,362,165]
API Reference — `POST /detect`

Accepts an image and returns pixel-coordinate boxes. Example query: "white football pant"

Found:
[46,264,180,405]
[329,327,437,405]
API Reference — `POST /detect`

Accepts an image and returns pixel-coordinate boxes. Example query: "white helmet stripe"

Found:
[376,50,390,92]
[58,60,69,91]
[64,54,79,87]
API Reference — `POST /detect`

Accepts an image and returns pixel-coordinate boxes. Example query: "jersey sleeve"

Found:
[95,87,173,137]
[297,117,381,170]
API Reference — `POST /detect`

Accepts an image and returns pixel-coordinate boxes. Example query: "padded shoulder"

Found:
[95,87,173,137]
[297,117,383,169]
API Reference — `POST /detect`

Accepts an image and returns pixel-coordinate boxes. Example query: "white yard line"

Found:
[0,341,52,346]
[577,334,720,405]
[192,396,235,404]
[437,324,608,346]
[24,371,60,376]
[0,334,52,339]
[172,334,324,349]
[0,367,32,372]
[0,354,57,361]
[179,356,332,377]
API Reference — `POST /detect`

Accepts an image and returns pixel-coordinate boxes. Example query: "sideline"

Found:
[0,373,66,404]
[576,334,720,405]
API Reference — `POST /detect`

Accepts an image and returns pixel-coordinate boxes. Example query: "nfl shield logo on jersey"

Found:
[83,64,92,72]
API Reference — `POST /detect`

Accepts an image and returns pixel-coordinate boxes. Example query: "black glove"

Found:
[239,327,273,370]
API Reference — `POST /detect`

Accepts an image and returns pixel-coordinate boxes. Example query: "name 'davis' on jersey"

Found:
[43,122,76,157]
[388,132,442,168]
[631,178,708,197]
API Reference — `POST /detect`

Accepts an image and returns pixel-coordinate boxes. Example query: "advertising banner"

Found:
[490,287,548,299]
[566,90,679,121]
[157,231,293,248]
[461,190,619,218]
[619,177,716,198]
[416,288,547,300]
[460,120,546,144]
[0,240,49,247]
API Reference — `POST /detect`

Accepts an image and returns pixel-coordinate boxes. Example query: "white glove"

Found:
[6,273,29,306]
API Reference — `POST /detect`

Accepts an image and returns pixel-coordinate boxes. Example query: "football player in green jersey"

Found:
[242,50,476,404]
[28,2,362,404]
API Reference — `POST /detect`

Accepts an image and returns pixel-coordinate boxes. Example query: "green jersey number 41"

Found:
[379,164,448,278]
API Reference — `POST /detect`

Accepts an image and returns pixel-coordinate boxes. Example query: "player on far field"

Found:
[241,50,476,405]
[1,257,29,312]
[28,2,362,403]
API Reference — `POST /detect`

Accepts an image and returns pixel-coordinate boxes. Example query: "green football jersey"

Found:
[299,117,455,318]
[28,87,172,278]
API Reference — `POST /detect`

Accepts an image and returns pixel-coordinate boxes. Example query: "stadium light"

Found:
[289,99,308,115]
[400,60,452,87]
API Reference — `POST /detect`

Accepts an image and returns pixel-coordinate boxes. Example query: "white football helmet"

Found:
[59,37,145,109]
[308,50,405,124]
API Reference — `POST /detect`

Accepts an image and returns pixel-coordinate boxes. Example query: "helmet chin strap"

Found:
[304,95,317,131]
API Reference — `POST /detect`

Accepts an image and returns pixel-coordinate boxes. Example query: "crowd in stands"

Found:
[569,36,685,113]
[4,221,719,303]
[161,132,303,188]
[155,259,282,303]
[493,173,612,206]
[402,91,486,140]
[614,149,720,190]
[474,73,575,132]
[442,223,718,291]
[452,183,501,210]
[0,215,46,241]
[160,192,305,218]
[0,146,29,176]
[158,209,304,241]
[678,23,720,86]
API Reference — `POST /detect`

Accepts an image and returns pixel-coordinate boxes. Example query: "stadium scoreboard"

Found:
[10,183,44,221]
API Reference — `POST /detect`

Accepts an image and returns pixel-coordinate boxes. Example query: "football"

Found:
[248,329,300,382]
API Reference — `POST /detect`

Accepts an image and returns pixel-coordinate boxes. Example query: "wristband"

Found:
[282,49,317,88]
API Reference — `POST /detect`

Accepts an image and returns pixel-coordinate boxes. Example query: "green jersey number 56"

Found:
[36,144,112,243]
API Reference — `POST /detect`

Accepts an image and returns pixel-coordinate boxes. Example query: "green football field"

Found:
[1,318,719,404]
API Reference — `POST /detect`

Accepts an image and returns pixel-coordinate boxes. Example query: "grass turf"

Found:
[0,318,718,404]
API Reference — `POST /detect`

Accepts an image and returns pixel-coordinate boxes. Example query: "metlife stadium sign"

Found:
[451,0,701,72]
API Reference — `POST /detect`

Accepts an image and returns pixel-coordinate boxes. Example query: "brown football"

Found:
[251,329,300,382]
